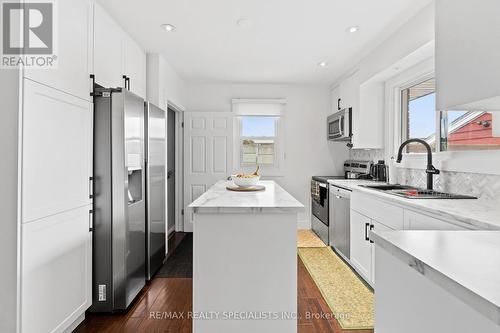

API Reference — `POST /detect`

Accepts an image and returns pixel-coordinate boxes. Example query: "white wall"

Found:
[0,69,20,333]
[186,83,350,227]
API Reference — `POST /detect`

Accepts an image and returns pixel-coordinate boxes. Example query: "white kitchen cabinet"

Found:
[94,3,125,89]
[330,85,341,114]
[21,206,92,333]
[350,210,373,282]
[436,0,500,110]
[94,4,147,98]
[353,81,385,149]
[405,210,473,230]
[332,71,383,148]
[370,219,393,286]
[123,35,147,99]
[22,79,93,223]
[24,0,93,101]
[351,191,404,230]
[339,71,359,111]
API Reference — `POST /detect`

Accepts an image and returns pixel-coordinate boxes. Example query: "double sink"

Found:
[361,184,477,199]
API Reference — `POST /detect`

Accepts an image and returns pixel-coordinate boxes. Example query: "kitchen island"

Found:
[188,180,304,333]
[371,230,500,333]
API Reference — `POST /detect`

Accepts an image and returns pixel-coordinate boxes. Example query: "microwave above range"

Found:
[327,108,352,141]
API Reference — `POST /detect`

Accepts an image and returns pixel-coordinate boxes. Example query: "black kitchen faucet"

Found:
[396,138,440,190]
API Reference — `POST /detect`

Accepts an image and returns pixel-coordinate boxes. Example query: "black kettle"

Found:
[370,160,388,181]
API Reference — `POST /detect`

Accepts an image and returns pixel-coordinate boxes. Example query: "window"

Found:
[440,111,500,151]
[400,76,500,153]
[400,78,436,153]
[232,99,286,175]
[240,116,277,167]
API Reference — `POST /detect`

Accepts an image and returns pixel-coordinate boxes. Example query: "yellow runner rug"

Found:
[297,229,327,248]
[298,247,374,330]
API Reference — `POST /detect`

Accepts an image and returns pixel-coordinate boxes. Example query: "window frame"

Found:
[400,76,437,153]
[238,116,280,168]
[232,100,286,177]
[385,58,500,175]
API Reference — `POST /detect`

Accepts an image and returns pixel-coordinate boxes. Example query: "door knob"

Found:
[167,170,174,179]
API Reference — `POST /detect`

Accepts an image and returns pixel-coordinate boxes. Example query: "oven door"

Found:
[311,182,328,225]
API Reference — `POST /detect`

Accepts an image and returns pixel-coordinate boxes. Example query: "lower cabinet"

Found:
[21,205,92,333]
[351,210,395,285]
[370,220,393,285]
[350,210,373,283]
[351,193,475,286]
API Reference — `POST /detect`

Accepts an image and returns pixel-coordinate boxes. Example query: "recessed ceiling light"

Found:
[347,26,359,33]
[161,24,176,32]
[318,61,328,67]
[237,18,253,28]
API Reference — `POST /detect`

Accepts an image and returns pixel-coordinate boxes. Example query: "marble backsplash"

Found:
[349,149,500,201]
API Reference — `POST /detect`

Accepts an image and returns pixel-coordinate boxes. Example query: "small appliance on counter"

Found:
[344,160,373,179]
[370,160,388,182]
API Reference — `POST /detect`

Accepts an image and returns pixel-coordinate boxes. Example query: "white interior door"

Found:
[183,112,233,232]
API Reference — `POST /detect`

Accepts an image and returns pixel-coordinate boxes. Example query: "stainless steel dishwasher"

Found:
[329,185,351,261]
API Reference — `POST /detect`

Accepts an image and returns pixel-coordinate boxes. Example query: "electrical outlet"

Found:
[98,285,106,301]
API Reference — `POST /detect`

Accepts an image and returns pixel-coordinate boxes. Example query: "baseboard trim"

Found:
[167,225,175,236]
[63,313,85,333]
[297,219,311,230]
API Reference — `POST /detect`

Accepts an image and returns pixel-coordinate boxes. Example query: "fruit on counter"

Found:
[234,166,260,178]
[234,173,258,178]
[253,166,260,176]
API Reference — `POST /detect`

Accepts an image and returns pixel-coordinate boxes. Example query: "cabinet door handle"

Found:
[369,224,374,243]
[122,75,130,90]
[337,98,341,110]
[89,210,94,232]
[364,222,370,241]
[89,74,95,97]
[89,176,93,199]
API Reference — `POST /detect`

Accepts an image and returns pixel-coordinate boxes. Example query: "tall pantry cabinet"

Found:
[22,0,94,331]
[1,0,93,332]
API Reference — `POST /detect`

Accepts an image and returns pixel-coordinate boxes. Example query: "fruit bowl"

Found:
[231,174,260,187]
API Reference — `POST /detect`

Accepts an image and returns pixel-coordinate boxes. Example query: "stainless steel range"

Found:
[311,160,372,246]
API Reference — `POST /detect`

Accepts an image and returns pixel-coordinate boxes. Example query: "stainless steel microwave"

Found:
[327,108,352,141]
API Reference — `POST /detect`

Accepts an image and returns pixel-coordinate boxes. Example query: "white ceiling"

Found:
[97,0,433,84]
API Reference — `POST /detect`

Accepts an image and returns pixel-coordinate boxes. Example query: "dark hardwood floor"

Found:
[75,234,373,333]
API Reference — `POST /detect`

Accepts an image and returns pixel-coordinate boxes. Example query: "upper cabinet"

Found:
[94,3,147,98]
[332,71,358,113]
[330,85,341,114]
[24,0,93,101]
[436,0,500,111]
[123,36,147,99]
[331,70,384,149]
[94,3,125,89]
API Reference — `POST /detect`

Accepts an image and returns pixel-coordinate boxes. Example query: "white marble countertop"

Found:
[329,179,500,230]
[371,230,500,326]
[188,180,304,214]
[327,179,385,191]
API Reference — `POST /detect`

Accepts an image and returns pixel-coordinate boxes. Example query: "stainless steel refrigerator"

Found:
[91,87,146,312]
[144,102,166,280]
